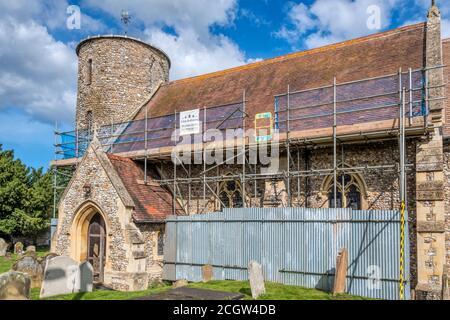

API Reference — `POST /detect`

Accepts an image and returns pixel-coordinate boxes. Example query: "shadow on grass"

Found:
[238,287,252,296]
[71,292,87,300]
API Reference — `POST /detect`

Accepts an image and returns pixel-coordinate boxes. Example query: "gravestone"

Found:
[202,265,213,283]
[39,253,58,271]
[12,255,43,288]
[0,238,7,257]
[173,279,188,288]
[22,250,37,258]
[26,245,36,253]
[14,242,24,255]
[78,261,93,293]
[333,248,348,294]
[248,260,265,299]
[40,256,79,298]
[0,271,31,300]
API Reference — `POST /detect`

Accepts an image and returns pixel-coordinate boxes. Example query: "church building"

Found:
[51,3,450,299]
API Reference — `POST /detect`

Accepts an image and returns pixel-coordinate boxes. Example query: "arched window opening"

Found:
[327,174,362,210]
[218,180,243,209]
[87,58,93,85]
[86,110,93,133]
[157,231,164,256]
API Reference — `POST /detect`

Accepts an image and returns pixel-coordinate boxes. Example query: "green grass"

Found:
[33,280,367,300]
[35,284,171,300]
[2,251,367,300]
[187,280,368,300]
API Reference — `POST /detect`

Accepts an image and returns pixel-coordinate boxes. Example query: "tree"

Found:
[0,145,53,242]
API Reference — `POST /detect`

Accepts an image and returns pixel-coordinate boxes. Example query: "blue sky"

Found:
[0,0,448,169]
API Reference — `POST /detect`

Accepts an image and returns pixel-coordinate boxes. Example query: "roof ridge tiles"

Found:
[164,22,425,86]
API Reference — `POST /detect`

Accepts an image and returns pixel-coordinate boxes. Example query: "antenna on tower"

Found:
[120,9,132,35]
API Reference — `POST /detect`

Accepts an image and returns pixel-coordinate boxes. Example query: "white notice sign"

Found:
[179,109,200,135]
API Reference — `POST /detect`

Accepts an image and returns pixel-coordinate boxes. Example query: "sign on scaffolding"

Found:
[255,112,273,142]
[179,109,200,136]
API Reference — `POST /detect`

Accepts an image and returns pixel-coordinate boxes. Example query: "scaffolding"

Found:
[137,66,442,213]
[52,66,447,215]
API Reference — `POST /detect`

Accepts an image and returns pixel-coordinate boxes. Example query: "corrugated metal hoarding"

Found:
[163,207,409,300]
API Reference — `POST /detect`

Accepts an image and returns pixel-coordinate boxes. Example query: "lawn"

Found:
[186,281,369,300]
[31,285,171,300]
[34,281,367,300]
[1,253,367,300]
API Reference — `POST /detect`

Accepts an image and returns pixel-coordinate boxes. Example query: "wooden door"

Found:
[87,213,106,283]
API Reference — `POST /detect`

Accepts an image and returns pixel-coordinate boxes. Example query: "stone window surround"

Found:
[217,175,244,209]
[320,165,369,210]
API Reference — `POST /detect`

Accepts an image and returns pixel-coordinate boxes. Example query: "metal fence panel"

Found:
[164,207,410,300]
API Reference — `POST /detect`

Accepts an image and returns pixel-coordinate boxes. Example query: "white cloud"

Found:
[0,15,77,124]
[0,0,106,33]
[276,0,399,49]
[145,27,253,79]
[239,8,270,27]
[83,0,255,79]
[82,0,237,37]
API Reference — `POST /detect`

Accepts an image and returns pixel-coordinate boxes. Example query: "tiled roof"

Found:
[134,23,426,123]
[107,154,178,222]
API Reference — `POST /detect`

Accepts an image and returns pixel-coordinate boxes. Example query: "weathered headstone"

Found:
[40,256,79,298]
[173,279,188,288]
[0,238,7,257]
[14,242,24,255]
[333,248,348,294]
[78,261,93,293]
[12,255,43,288]
[26,245,36,253]
[0,271,31,300]
[202,264,214,283]
[248,260,265,299]
[22,250,37,258]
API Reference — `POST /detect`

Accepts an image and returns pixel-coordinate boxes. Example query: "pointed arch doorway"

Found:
[71,202,109,284]
[87,213,106,283]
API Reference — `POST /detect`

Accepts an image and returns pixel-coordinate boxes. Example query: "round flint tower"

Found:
[75,35,170,130]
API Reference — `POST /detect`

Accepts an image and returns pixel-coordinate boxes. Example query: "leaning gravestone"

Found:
[202,264,214,283]
[0,238,7,257]
[78,261,94,293]
[332,248,348,294]
[173,279,188,288]
[12,255,44,288]
[14,242,24,255]
[248,260,266,299]
[0,271,31,300]
[40,256,79,298]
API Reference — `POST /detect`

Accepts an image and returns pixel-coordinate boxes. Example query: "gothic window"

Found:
[86,110,93,133]
[327,174,362,210]
[87,59,93,85]
[219,180,243,209]
[157,231,164,256]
